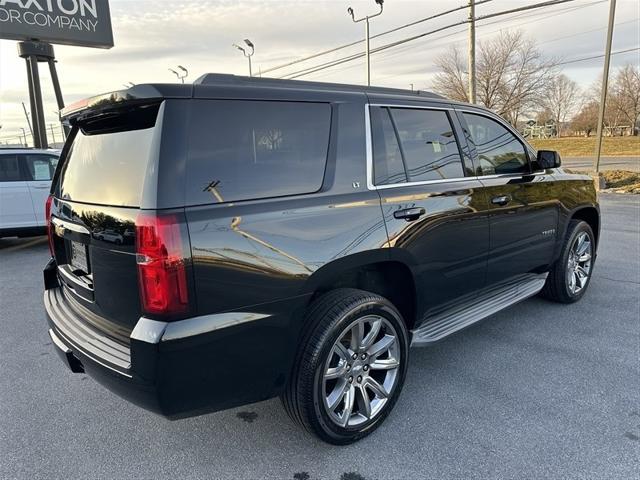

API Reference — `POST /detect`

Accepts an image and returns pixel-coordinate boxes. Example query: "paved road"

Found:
[1,194,638,480]
[563,156,639,172]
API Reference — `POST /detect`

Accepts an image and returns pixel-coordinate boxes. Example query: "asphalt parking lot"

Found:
[0,193,638,480]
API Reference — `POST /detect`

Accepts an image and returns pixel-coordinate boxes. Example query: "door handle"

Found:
[393,207,426,221]
[32,185,50,189]
[491,195,511,206]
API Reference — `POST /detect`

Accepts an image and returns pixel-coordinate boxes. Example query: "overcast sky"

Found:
[1,0,639,143]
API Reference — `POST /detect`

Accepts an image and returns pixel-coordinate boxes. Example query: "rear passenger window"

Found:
[187,100,331,204]
[390,108,465,182]
[0,155,22,182]
[370,107,407,185]
[370,107,465,186]
[24,155,59,181]
[462,113,529,175]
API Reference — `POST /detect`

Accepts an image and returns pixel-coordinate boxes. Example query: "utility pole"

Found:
[594,0,616,173]
[20,127,27,147]
[49,124,57,146]
[468,0,476,103]
[21,102,34,141]
[347,0,384,86]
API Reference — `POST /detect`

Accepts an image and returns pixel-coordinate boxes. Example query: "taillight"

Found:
[135,212,190,316]
[45,195,54,256]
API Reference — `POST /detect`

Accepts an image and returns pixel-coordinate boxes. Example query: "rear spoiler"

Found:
[60,84,191,125]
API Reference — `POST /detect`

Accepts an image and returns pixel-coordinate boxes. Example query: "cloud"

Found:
[1,0,639,137]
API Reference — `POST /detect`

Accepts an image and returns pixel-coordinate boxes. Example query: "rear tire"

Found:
[281,288,409,445]
[541,220,595,303]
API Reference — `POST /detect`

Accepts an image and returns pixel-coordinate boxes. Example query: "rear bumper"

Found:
[44,263,309,418]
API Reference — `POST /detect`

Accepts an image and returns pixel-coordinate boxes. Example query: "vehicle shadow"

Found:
[0,236,47,252]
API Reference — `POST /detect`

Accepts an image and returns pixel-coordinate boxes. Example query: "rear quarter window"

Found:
[0,154,22,182]
[186,100,331,205]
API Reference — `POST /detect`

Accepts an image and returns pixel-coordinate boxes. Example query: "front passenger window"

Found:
[462,113,529,176]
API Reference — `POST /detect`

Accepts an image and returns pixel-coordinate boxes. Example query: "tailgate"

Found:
[50,200,140,338]
[49,101,164,337]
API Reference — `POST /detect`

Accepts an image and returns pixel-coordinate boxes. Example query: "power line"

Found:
[372,0,605,75]
[556,47,640,66]
[538,17,639,45]
[279,0,582,80]
[260,0,495,75]
[288,0,614,85]
[475,0,577,22]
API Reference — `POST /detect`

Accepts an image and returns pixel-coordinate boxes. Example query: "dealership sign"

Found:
[0,0,113,48]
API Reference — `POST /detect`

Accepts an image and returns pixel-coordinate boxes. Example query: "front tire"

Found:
[282,288,409,445]
[541,220,596,303]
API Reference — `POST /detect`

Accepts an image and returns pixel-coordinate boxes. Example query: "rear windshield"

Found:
[187,100,331,205]
[56,105,160,207]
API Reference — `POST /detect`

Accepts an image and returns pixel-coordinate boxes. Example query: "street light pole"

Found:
[347,0,384,86]
[169,66,188,84]
[233,39,255,77]
[178,65,189,82]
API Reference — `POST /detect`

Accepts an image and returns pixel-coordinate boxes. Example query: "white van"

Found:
[0,148,60,238]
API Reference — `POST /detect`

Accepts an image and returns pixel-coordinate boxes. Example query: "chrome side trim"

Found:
[162,312,270,342]
[365,103,477,191]
[364,104,375,190]
[130,318,168,344]
[51,216,90,235]
[374,176,476,190]
[478,172,548,180]
[369,103,451,111]
[131,312,271,344]
[411,273,548,346]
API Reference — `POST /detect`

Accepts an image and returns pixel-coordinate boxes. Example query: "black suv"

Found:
[43,74,599,444]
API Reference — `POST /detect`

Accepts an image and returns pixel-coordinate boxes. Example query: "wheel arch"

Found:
[301,251,418,330]
[570,205,600,247]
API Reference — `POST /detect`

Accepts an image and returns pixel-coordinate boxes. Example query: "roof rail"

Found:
[193,73,443,99]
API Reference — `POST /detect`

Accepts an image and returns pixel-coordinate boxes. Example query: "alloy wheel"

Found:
[567,231,593,294]
[322,315,401,428]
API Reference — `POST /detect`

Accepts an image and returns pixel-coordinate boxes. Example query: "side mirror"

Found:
[536,150,561,169]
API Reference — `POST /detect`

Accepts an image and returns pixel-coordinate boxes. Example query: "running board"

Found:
[411,273,547,347]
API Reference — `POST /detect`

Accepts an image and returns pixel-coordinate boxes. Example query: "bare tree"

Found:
[610,64,640,135]
[571,101,599,137]
[542,74,579,137]
[431,30,556,125]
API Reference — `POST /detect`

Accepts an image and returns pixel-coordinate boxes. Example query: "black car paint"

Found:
[44,78,600,418]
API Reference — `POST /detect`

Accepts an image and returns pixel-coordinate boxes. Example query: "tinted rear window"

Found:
[0,154,22,182]
[57,106,160,207]
[187,100,331,205]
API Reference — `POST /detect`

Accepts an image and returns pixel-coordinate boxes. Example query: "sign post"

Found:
[1,0,114,147]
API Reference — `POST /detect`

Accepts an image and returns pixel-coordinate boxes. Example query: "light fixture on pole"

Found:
[169,66,188,84]
[233,39,255,77]
[347,0,384,86]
